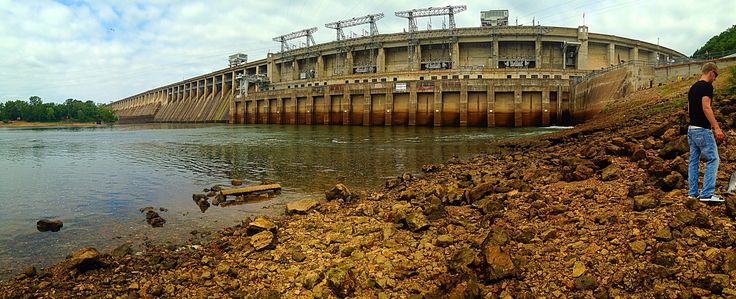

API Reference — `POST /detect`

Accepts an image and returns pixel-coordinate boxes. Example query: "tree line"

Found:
[0,96,117,123]
[693,24,736,58]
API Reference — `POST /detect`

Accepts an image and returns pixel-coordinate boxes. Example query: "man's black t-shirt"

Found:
[688,80,714,129]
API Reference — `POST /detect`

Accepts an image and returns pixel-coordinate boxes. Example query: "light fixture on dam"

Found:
[489,110,493,113]
[386,109,391,113]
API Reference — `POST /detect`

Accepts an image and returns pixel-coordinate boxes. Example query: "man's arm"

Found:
[702,96,725,141]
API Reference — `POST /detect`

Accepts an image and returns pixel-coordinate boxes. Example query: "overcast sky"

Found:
[0,0,734,104]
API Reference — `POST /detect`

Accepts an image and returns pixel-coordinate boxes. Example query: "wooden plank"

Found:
[220,184,282,197]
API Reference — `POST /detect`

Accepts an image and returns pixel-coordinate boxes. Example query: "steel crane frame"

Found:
[325,13,384,41]
[272,27,318,52]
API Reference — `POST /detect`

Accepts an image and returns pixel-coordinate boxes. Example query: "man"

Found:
[687,62,725,202]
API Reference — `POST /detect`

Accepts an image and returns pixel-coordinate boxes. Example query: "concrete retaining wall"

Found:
[655,56,736,85]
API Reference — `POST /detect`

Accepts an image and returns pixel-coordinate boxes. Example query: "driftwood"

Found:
[219,184,282,198]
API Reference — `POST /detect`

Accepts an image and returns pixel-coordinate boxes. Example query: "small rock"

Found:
[36,219,63,232]
[436,235,454,247]
[633,195,658,211]
[482,244,515,282]
[421,164,439,172]
[111,242,133,257]
[250,230,275,251]
[326,266,357,298]
[325,184,352,201]
[629,240,647,255]
[654,227,673,241]
[601,164,622,181]
[246,216,277,235]
[22,266,36,277]
[65,247,101,271]
[290,247,306,262]
[405,212,430,232]
[145,210,166,227]
[286,199,319,215]
[303,272,323,290]
[572,261,586,278]
[231,179,243,186]
[449,248,475,271]
[138,206,155,213]
[574,274,598,290]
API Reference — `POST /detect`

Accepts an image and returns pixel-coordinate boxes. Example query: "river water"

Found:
[0,123,564,279]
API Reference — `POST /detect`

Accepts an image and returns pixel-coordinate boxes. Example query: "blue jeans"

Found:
[687,127,720,198]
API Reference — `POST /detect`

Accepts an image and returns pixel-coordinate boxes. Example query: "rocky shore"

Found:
[2,69,736,298]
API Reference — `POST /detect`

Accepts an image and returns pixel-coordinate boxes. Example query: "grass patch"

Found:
[646,96,687,115]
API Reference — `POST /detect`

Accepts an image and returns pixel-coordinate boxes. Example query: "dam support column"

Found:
[290,93,297,125]
[324,93,331,125]
[608,43,616,66]
[343,89,351,125]
[306,93,314,125]
[316,56,324,79]
[535,38,542,69]
[542,84,550,126]
[409,82,417,126]
[460,82,468,127]
[487,82,495,127]
[377,47,386,73]
[385,90,393,126]
[491,39,499,68]
[577,26,589,70]
[632,47,639,61]
[433,87,442,127]
[451,42,460,69]
[363,89,371,126]
[514,83,522,128]
[346,51,354,75]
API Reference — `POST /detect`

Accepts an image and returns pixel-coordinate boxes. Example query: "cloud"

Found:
[0,0,733,103]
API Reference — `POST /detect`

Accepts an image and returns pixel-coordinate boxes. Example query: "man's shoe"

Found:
[700,195,724,203]
[688,196,698,199]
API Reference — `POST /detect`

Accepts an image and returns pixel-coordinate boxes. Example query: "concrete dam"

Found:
[109,7,685,127]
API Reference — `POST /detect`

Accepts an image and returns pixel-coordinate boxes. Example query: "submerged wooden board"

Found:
[220,184,282,197]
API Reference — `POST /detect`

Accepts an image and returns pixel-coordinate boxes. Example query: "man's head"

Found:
[701,62,719,82]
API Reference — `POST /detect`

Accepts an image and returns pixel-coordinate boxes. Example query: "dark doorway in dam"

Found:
[495,92,515,127]
[313,96,325,125]
[330,95,343,125]
[392,94,409,126]
[269,99,279,124]
[283,98,294,124]
[522,92,542,127]
[371,94,386,126]
[297,97,307,125]
[442,92,460,126]
[245,101,253,124]
[467,92,487,127]
[350,95,364,126]
[416,93,434,126]
[234,101,243,124]
[561,92,572,125]
[257,100,268,124]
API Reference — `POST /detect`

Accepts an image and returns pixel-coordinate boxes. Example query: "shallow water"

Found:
[0,123,563,279]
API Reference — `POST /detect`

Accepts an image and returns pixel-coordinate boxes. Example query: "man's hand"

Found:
[715,127,726,142]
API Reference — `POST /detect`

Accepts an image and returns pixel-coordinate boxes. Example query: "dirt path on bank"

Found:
[2,69,736,298]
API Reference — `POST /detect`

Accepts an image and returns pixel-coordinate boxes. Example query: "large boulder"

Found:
[325,184,352,201]
[36,219,63,232]
[286,199,319,215]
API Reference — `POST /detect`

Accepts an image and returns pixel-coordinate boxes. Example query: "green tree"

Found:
[0,102,6,121]
[46,107,55,121]
[693,25,736,58]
